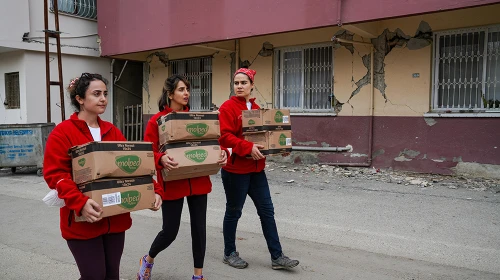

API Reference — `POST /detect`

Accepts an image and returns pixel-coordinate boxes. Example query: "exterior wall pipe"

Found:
[337,0,342,26]
[328,36,374,167]
[293,146,351,152]
[235,39,240,69]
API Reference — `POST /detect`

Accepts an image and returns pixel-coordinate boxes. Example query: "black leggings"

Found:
[66,232,125,280]
[149,194,207,268]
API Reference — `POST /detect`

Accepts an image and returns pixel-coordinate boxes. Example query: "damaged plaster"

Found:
[424,117,437,126]
[143,52,169,113]
[295,140,318,146]
[372,149,385,159]
[394,148,421,162]
[337,21,433,104]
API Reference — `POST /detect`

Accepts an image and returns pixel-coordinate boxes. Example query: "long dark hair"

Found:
[67,73,108,111]
[158,74,190,111]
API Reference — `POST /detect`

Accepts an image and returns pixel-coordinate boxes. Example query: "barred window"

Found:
[433,26,500,111]
[170,57,212,111]
[50,0,97,20]
[274,44,334,111]
[4,72,20,109]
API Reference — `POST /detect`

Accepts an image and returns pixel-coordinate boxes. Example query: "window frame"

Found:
[4,72,20,110]
[432,24,500,113]
[273,42,335,113]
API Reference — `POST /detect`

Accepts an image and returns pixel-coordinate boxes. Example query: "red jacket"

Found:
[219,96,266,174]
[145,105,213,200]
[44,113,137,240]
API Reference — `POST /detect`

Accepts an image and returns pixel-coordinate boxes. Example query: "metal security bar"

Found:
[274,44,334,111]
[4,72,20,109]
[123,104,143,141]
[170,57,212,111]
[433,25,500,111]
[50,0,97,20]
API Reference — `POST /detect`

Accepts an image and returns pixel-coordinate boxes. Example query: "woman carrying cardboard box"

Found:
[43,73,163,280]
[137,74,228,280]
[218,68,299,270]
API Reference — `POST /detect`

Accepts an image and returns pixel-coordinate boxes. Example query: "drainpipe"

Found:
[323,37,374,167]
[337,0,342,26]
[235,39,240,69]
[293,146,351,152]
[110,59,115,123]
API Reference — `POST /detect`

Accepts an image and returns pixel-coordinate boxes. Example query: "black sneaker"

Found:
[271,254,299,270]
[223,251,249,269]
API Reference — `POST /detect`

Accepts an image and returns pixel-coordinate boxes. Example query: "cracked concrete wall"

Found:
[139,42,234,114]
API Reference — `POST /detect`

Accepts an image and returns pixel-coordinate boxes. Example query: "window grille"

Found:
[50,0,97,20]
[274,44,334,111]
[170,57,213,111]
[433,25,500,111]
[4,72,20,109]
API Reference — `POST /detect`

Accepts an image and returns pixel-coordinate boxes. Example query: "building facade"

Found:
[0,0,112,124]
[97,0,500,176]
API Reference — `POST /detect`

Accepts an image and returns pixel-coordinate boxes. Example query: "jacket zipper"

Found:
[188,178,193,196]
[68,210,73,227]
[107,218,111,233]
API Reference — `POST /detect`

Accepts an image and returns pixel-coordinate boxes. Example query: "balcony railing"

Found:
[50,0,97,20]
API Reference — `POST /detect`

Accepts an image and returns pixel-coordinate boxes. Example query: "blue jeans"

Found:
[221,169,283,259]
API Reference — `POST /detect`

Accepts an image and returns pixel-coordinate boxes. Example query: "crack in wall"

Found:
[143,52,169,113]
[337,21,433,109]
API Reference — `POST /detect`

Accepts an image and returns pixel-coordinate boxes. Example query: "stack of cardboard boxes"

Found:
[70,141,157,221]
[242,109,292,156]
[156,112,222,181]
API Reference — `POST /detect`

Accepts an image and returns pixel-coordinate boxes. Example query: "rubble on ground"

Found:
[265,162,500,193]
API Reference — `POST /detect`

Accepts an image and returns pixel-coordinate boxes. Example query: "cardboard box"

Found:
[157,112,220,145]
[268,130,292,155]
[242,109,291,134]
[244,130,292,156]
[244,132,269,155]
[70,141,156,185]
[75,176,155,222]
[159,140,222,181]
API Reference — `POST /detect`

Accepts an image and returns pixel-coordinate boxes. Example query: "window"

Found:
[170,57,213,111]
[433,25,500,111]
[50,0,97,20]
[274,44,334,111]
[4,72,20,109]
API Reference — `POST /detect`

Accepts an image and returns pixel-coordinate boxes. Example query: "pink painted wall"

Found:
[97,0,500,56]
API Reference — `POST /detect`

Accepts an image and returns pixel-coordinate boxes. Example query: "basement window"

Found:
[170,57,212,111]
[274,43,334,112]
[432,25,500,112]
[4,72,20,109]
[50,0,97,20]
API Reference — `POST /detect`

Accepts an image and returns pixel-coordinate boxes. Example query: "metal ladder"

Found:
[43,0,65,122]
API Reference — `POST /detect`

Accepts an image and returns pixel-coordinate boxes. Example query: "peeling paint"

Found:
[400,149,421,158]
[453,156,463,163]
[394,155,412,162]
[321,142,331,148]
[422,154,427,159]
[334,30,355,54]
[424,117,437,126]
[294,140,318,146]
[431,158,446,163]
[350,153,368,158]
[372,149,385,158]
